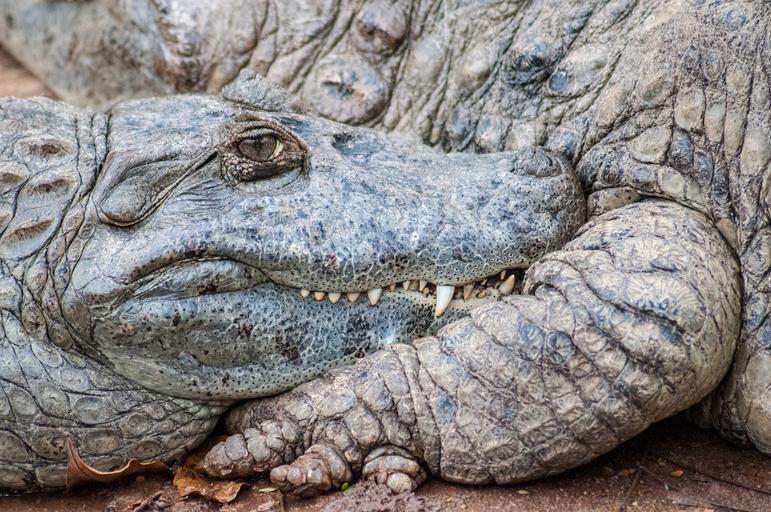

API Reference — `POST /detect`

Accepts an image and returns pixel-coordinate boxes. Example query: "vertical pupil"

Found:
[239,135,277,161]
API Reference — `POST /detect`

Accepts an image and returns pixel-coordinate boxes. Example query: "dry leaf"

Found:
[173,464,245,504]
[66,437,168,489]
[670,469,685,478]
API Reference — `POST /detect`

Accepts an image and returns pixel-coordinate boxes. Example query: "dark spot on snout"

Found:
[278,332,302,362]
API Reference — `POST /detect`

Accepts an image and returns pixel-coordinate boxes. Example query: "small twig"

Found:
[635,463,680,493]
[618,467,643,512]
[673,500,753,512]
[278,492,287,512]
[618,442,650,512]
[126,491,164,512]
[657,456,771,497]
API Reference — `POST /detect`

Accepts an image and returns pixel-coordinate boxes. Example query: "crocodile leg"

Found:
[203,200,742,495]
[0,311,225,491]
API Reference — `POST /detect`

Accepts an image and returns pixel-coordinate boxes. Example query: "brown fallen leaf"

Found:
[171,436,245,504]
[66,437,168,490]
[173,464,244,504]
[670,469,685,478]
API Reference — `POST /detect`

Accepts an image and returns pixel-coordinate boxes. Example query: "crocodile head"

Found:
[59,78,584,400]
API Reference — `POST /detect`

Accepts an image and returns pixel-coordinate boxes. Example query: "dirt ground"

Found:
[2,418,770,512]
[2,49,770,512]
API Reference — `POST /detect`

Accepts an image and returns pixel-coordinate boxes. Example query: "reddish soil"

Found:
[2,418,770,512]
[1,48,770,512]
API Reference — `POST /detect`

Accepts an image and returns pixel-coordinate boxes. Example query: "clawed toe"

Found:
[203,422,289,478]
[270,444,352,497]
[362,447,426,493]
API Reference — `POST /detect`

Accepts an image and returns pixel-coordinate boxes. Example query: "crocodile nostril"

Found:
[508,147,564,178]
[331,132,356,152]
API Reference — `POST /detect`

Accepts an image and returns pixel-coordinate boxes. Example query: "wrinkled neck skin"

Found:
[0,97,105,354]
[9,90,583,403]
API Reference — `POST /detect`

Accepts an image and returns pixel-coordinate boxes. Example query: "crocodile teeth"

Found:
[328,292,341,304]
[300,289,311,298]
[499,275,517,295]
[419,280,428,291]
[463,283,475,300]
[347,292,360,303]
[368,288,383,305]
[402,280,411,290]
[434,285,455,317]
[388,283,396,292]
[313,291,326,301]
[500,270,507,280]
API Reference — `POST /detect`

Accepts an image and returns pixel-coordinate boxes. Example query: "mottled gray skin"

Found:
[0,81,582,490]
[0,0,768,497]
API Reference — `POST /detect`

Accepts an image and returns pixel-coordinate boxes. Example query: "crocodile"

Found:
[0,0,768,497]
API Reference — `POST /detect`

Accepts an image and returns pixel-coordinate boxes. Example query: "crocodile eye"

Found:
[222,122,307,182]
[238,134,283,162]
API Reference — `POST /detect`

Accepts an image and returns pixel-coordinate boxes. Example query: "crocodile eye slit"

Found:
[237,134,283,162]
[221,122,307,182]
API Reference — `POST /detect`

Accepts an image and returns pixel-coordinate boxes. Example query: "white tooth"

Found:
[313,291,326,301]
[300,289,311,298]
[328,292,341,304]
[419,280,428,291]
[347,292,361,303]
[500,270,507,280]
[410,280,420,290]
[368,288,383,305]
[434,285,455,317]
[499,275,517,295]
[463,283,475,300]
[480,278,488,286]
[388,283,397,292]
[402,280,411,290]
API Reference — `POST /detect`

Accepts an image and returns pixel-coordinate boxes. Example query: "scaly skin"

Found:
[0,97,226,490]
[0,83,582,490]
[0,0,769,496]
[206,201,740,494]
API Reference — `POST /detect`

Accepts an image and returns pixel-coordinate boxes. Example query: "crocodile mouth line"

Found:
[292,269,524,317]
[135,257,524,318]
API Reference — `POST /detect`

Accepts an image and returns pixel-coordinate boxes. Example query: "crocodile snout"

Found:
[59,94,584,400]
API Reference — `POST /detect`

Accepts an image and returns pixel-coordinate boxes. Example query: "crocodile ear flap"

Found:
[222,70,305,113]
[96,150,203,227]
